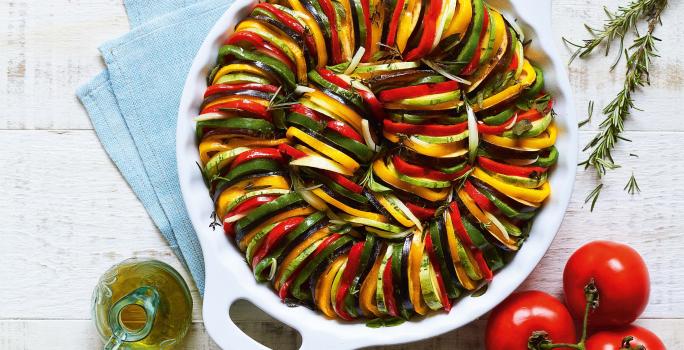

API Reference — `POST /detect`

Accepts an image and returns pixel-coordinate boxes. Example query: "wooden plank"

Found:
[0,130,682,322]
[0,0,683,131]
[0,318,682,349]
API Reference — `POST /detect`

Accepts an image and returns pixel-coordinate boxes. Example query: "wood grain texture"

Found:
[1,0,683,348]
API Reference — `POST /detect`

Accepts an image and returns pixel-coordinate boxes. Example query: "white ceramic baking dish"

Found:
[177,1,577,348]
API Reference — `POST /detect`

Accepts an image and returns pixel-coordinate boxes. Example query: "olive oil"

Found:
[92,259,193,349]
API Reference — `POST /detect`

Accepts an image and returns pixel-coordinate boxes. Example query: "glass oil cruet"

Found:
[92,259,193,349]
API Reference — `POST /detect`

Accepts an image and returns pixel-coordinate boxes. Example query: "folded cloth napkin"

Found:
[77,0,234,293]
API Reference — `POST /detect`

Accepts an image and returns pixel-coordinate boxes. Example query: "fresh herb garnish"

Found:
[584,183,603,212]
[568,0,667,210]
[624,172,641,195]
[511,119,533,137]
[365,317,406,328]
[578,100,594,128]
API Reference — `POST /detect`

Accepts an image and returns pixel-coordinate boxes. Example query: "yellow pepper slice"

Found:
[373,159,450,202]
[472,167,550,203]
[311,188,388,222]
[202,95,270,112]
[445,212,481,289]
[376,194,415,227]
[239,206,316,251]
[369,0,385,59]
[274,226,331,289]
[316,255,348,318]
[442,0,472,43]
[286,0,328,68]
[384,132,468,158]
[359,245,386,317]
[408,230,429,315]
[215,175,291,219]
[211,63,275,85]
[474,59,536,111]
[286,127,360,173]
[396,0,423,52]
[304,90,364,133]
[199,137,289,164]
[458,189,519,251]
[236,19,308,83]
[482,123,557,150]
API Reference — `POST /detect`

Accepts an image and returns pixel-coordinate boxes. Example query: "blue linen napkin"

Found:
[77,0,234,293]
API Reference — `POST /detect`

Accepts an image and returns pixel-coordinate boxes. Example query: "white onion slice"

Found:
[345,47,366,75]
[386,193,423,231]
[193,112,227,122]
[223,213,247,224]
[506,157,540,166]
[504,113,519,130]
[485,211,510,241]
[289,155,354,176]
[295,85,315,95]
[361,119,378,151]
[421,59,472,85]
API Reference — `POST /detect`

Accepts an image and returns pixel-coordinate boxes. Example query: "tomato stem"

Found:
[529,280,599,350]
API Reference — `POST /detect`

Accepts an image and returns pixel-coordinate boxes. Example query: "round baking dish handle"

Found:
[202,279,270,350]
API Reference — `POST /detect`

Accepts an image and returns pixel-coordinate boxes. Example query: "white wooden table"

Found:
[1,0,683,348]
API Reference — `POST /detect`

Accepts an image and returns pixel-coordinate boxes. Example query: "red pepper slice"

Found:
[200,99,271,120]
[425,234,452,311]
[383,119,468,137]
[255,4,318,61]
[477,156,547,178]
[461,6,491,76]
[229,148,284,170]
[278,233,342,300]
[385,0,406,47]
[204,83,279,98]
[447,202,474,247]
[405,202,436,220]
[334,241,365,320]
[448,202,493,281]
[251,216,306,266]
[507,49,519,71]
[290,103,324,121]
[378,81,459,102]
[477,117,516,134]
[393,155,461,181]
[382,256,399,317]
[226,31,295,71]
[477,101,552,134]
[326,120,364,143]
[404,0,443,61]
[325,171,363,194]
[464,180,496,212]
[278,143,307,159]
[226,31,296,72]
[360,0,373,61]
[449,202,494,281]
[316,0,343,64]
[317,69,385,120]
[473,249,493,282]
[223,195,280,236]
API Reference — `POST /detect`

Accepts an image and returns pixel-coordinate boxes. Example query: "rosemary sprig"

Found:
[564,0,667,67]
[573,1,667,211]
[584,183,603,212]
[624,172,641,195]
[579,15,663,178]
[578,100,594,128]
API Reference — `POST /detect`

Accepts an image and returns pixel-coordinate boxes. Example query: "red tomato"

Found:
[586,325,665,350]
[486,291,577,350]
[563,241,650,328]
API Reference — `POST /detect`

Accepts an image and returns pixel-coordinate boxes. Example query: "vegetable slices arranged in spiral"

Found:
[195,0,558,321]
